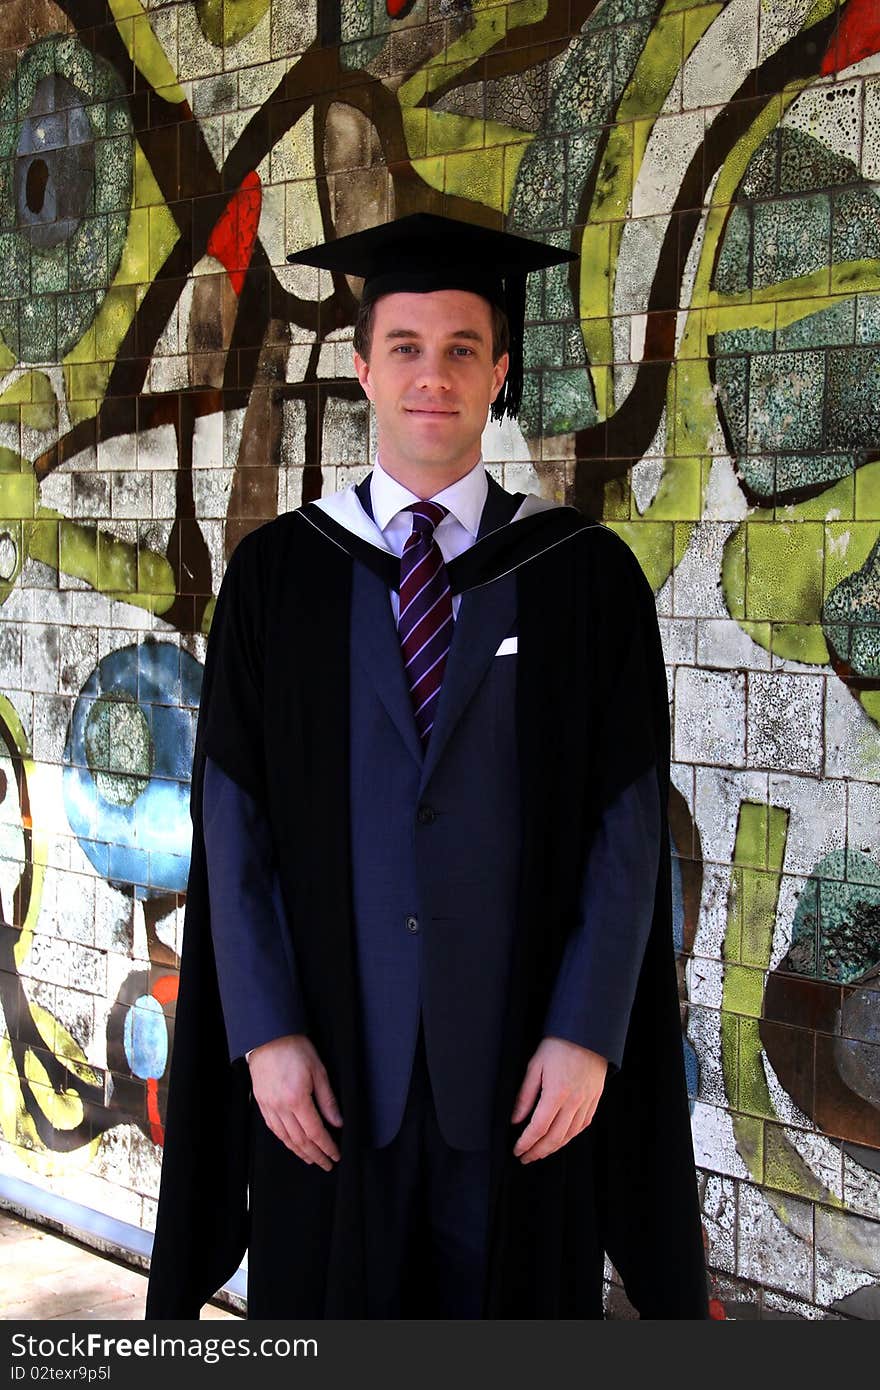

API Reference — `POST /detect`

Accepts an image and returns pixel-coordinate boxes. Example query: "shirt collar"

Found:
[370,455,488,538]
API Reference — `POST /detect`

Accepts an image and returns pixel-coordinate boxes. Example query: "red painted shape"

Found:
[822,0,880,74]
[147,1076,164,1146]
[206,170,262,296]
[151,973,179,1007]
[708,1298,727,1320]
[386,0,417,16]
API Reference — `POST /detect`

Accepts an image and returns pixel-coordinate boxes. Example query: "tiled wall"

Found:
[0,0,878,1319]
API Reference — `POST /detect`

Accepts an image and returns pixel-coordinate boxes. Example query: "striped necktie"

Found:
[398,500,454,747]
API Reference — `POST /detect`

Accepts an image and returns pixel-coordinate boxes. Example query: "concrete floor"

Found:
[0,1210,241,1321]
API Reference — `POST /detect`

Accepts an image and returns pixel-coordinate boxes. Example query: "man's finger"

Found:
[512,1091,562,1155]
[561,1101,591,1144]
[510,1059,542,1123]
[284,1112,336,1170]
[258,1098,334,1170]
[260,1104,314,1163]
[257,1103,294,1154]
[518,1103,578,1163]
[313,1067,343,1128]
[297,1096,342,1163]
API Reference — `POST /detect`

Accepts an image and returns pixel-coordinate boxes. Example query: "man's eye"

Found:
[452,346,475,356]
[393,344,417,354]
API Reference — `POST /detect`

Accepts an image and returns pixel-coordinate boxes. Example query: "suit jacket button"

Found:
[417,804,436,825]
[405,915,419,934]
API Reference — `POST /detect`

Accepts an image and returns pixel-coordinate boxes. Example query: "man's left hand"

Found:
[511,1037,608,1163]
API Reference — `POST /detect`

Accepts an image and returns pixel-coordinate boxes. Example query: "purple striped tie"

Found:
[398,500,454,748]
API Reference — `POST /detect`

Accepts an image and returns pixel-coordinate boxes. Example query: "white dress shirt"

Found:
[369,455,488,620]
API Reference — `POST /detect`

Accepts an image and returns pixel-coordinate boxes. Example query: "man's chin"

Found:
[397,424,471,457]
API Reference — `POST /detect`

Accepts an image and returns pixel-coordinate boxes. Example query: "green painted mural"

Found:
[0,0,878,1318]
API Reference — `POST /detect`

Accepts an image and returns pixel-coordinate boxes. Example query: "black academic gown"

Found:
[145,493,709,1319]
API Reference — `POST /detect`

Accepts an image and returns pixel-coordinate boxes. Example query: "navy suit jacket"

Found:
[204,477,661,1147]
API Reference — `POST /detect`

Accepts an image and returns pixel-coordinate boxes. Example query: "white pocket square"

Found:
[494,636,517,656]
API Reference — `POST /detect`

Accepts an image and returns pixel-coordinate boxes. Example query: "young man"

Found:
[147,214,708,1319]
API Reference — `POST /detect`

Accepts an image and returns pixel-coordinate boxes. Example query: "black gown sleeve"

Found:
[542,765,661,1068]
[203,756,308,1060]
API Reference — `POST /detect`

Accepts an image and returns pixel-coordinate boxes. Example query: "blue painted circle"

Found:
[123,994,168,1080]
[63,640,203,898]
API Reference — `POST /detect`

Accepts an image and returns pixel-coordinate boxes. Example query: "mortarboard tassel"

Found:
[492,270,527,422]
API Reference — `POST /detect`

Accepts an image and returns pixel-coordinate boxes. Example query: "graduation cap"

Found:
[286,213,578,421]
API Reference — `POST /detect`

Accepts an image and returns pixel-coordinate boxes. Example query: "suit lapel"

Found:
[350,557,424,770]
[419,571,517,792]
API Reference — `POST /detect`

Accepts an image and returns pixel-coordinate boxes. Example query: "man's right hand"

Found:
[247,1034,343,1170]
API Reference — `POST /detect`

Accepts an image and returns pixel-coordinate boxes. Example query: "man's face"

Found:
[353,289,509,483]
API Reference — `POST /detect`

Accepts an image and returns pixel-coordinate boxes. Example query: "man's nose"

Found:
[415,351,452,390]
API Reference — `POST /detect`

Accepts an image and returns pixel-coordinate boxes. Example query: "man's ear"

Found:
[353,351,374,400]
[490,351,509,404]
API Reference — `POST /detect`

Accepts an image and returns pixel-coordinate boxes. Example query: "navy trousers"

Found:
[246,1020,491,1319]
[361,1020,491,1318]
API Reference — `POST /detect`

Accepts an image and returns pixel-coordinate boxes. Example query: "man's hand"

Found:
[510,1037,608,1163]
[248,1034,343,1171]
